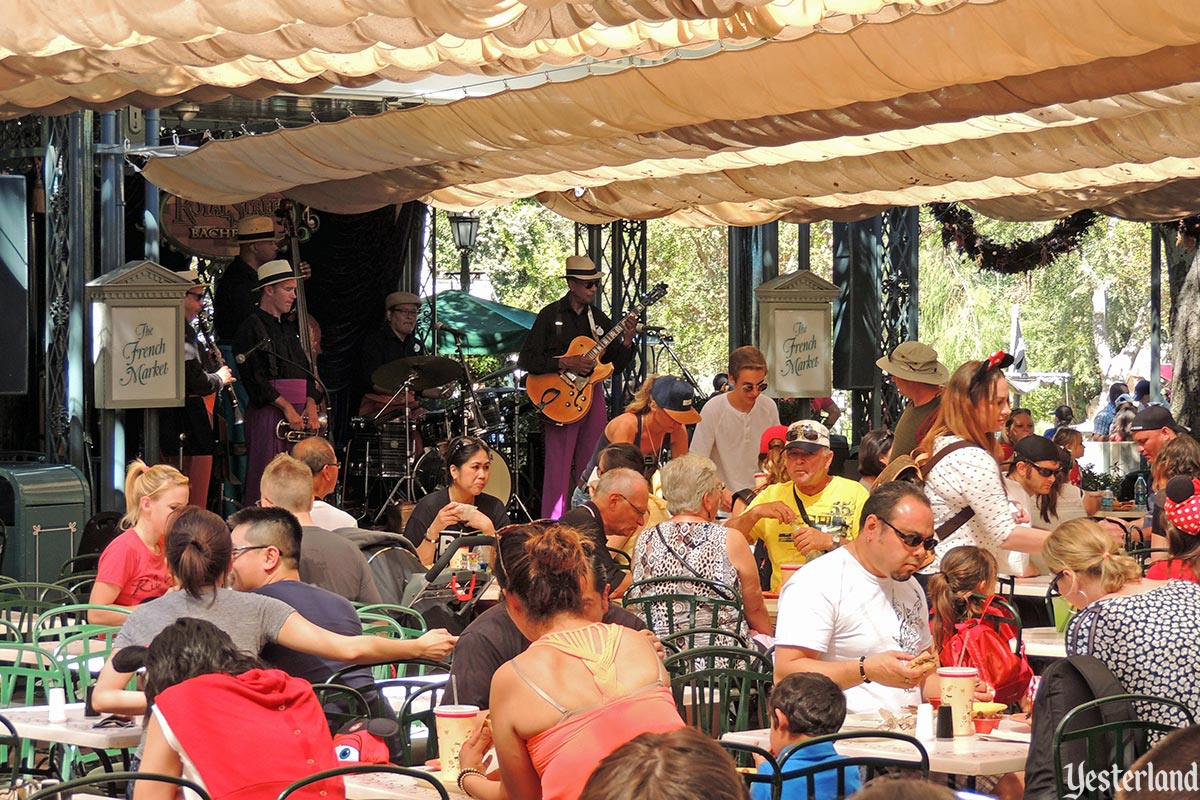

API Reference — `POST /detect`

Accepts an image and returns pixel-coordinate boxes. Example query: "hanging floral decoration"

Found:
[929,202,1099,274]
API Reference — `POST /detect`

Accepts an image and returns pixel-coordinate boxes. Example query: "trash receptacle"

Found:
[0,464,91,583]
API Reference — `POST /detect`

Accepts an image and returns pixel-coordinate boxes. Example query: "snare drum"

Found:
[410,445,512,506]
[477,388,520,430]
[378,421,420,478]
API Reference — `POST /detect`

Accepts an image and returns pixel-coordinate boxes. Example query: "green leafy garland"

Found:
[929,202,1099,274]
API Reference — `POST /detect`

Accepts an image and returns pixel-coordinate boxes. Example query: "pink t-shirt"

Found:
[95,528,170,607]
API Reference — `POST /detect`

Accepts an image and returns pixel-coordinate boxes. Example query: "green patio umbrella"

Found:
[418,290,537,355]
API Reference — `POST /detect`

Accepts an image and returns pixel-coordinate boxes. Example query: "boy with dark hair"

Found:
[755,672,860,800]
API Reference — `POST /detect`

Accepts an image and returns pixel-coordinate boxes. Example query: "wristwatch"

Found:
[830,531,845,547]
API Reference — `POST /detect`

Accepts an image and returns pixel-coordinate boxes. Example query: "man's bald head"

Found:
[292,437,338,499]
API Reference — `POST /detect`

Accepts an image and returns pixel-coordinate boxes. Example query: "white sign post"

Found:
[755,271,839,399]
[88,261,191,409]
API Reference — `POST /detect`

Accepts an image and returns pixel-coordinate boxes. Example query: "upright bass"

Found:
[275,199,328,438]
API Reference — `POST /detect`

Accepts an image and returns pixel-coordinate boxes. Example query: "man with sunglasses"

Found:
[519,256,637,517]
[773,482,939,714]
[726,420,868,591]
[690,346,780,496]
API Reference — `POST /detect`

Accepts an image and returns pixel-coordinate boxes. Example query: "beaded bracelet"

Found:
[859,656,871,684]
[457,768,487,795]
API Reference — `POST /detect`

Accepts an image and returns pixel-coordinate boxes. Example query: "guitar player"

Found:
[519,256,637,517]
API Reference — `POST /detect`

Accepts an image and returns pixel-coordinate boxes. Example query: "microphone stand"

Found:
[646,328,709,402]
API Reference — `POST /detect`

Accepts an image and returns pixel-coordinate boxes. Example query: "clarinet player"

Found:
[163,271,236,509]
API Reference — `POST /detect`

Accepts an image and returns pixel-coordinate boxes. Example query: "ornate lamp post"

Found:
[448,211,480,292]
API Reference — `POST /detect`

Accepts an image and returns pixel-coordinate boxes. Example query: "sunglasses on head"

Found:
[740,381,768,393]
[879,517,938,551]
[787,425,821,443]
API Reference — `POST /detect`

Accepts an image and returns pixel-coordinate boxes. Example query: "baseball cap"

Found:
[1013,435,1063,464]
[650,376,701,425]
[1130,405,1190,435]
[783,420,830,453]
[759,425,789,456]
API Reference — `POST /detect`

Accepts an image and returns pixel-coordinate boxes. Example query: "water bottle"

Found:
[1134,476,1148,510]
[1101,490,1114,512]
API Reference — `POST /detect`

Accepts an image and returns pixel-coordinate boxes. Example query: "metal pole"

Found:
[67,112,93,474]
[429,206,438,356]
[143,109,160,262]
[1150,223,1163,404]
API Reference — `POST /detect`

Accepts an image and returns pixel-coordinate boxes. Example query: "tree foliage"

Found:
[435,201,1158,431]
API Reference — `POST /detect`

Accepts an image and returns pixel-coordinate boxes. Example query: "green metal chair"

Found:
[56,555,99,580]
[0,644,71,707]
[275,763,449,800]
[623,576,745,637]
[735,731,929,800]
[49,626,121,702]
[312,682,373,736]
[32,603,129,645]
[663,645,773,738]
[27,770,211,800]
[1052,694,1195,800]
[659,626,750,654]
[0,584,79,641]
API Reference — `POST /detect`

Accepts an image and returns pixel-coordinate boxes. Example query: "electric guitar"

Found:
[526,283,668,424]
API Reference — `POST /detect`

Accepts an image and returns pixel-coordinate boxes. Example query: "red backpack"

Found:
[938,595,1034,706]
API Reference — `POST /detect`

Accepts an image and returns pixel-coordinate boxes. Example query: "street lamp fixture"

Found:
[448,211,480,291]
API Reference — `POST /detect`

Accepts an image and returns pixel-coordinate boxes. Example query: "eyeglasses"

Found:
[323,461,341,471]
[740,381,768,393]
[231,545,270,560]
[618,494,648,520]
[1019,459,1061,478]
[389,307,418,317]
[255,497,273,508]
[878,517,937,552]
[1051,570,1066,593]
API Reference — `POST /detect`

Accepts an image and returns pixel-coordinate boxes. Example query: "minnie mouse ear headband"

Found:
[111,646,149,673]
[969,351,1015,391]
[1164,476,1200,536]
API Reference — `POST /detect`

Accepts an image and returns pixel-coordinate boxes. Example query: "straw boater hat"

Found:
[179,269,208,287]
[875,341,949,385]
[255,260,295,291]
[237,215,279,243]
[563,255,602,282]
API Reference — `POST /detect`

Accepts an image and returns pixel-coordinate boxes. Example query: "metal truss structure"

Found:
[575,220,648,415]
[878,207,920,430]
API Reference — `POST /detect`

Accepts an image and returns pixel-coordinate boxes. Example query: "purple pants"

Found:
[243,378,307,506]
[542,391,608,518]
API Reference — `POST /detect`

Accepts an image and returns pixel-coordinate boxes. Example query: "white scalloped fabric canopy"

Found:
[116,0,1200,224]
[0,0,972,115]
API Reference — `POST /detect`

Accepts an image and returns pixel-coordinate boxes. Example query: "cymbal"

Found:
[372,356,463,392]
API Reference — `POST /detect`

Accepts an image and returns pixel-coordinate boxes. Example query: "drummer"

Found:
[359,291,451,416]
[403,436,511,565]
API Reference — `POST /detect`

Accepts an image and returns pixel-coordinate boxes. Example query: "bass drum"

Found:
[411,445,512,507]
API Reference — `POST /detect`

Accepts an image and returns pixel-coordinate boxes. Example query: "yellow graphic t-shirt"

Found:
[745,477,869,590]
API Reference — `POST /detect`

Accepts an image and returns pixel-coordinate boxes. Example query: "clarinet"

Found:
[195,304,244,426]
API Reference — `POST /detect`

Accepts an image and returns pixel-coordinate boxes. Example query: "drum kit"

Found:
[343,353,531,524]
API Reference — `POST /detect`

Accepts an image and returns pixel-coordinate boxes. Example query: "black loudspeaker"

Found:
[0,175,28,394]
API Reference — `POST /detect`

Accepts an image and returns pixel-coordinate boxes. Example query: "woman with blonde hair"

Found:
[582,375,698,480]
[1045,518,1200,730]
[88,460,189,625]
[918,354,1052,576]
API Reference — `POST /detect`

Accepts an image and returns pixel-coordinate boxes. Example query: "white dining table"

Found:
[722,715,1031,778]
[1,702,141,779]
[344,769,464,799]
[1020,626,1067,659]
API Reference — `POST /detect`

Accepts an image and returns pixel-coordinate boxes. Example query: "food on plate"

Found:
[973,701,1008,718]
